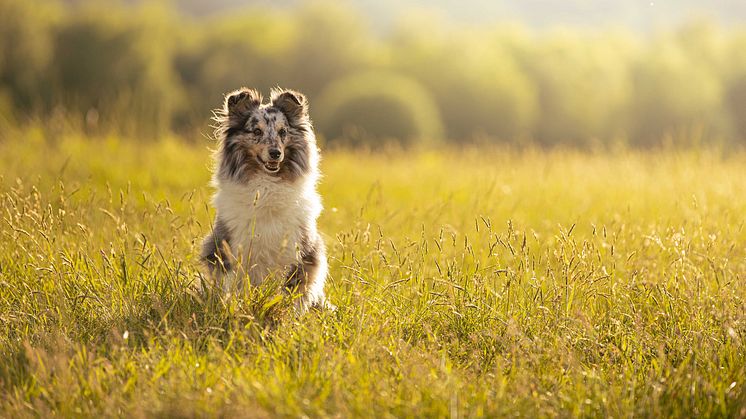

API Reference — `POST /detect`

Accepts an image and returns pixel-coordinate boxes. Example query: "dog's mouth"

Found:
[257,157,281,173]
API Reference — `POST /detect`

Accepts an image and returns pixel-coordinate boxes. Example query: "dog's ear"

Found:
[224,88,262,120]
[270,88,309,125]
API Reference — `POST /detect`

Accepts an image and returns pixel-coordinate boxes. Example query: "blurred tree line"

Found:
[1,0,746,147]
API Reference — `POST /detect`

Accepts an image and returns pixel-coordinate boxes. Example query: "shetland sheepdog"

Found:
[201,87,329,312]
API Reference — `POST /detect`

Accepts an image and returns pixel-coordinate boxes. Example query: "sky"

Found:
[175,0,746,32]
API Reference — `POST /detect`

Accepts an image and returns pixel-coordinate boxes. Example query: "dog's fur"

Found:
[201,87,328,311]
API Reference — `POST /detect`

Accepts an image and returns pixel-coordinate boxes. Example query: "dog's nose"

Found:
[268,149,282,160]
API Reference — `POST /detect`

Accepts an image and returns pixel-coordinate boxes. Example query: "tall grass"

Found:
[0,132,745,416]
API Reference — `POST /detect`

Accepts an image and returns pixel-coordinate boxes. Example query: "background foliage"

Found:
[2,0,746,146]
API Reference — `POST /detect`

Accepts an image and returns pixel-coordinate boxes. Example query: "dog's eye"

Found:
[278,128,287,137]
[253,128,263,136]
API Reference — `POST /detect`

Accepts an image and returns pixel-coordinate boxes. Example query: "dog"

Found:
[201,87,329,312]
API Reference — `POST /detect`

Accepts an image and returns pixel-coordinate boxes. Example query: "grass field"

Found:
[1,131,745,417]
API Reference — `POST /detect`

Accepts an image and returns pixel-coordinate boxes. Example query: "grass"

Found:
[0,130,745,417]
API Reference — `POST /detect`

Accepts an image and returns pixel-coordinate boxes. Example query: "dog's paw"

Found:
[309,299,337,313]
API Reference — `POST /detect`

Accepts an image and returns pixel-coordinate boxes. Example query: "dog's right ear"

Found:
[224,88,262,121]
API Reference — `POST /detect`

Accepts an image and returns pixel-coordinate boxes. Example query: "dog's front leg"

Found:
[285,245,324,311]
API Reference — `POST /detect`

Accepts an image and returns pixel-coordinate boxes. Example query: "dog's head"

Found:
[215,87,314,182]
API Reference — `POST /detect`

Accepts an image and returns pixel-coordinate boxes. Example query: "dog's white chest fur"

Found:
[213,175,321,285]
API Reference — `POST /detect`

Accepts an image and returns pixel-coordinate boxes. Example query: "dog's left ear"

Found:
[270,88,309,125]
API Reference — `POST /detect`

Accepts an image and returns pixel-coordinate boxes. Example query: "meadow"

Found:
[1,131,745,417]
